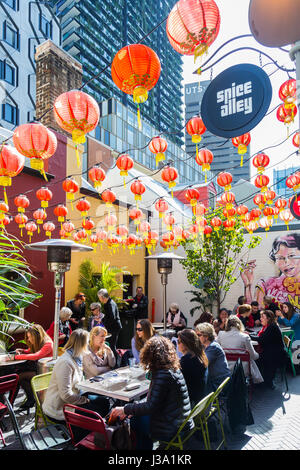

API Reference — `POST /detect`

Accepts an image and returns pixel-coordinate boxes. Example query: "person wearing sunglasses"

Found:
[131,319,156,364]
[87,303,104,332]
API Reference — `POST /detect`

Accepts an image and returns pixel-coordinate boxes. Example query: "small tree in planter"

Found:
[180,208,261,314]
[0,231,42,352]
[78,260,130,325]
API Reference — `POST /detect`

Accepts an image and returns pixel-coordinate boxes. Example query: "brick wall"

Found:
[35,40,83,132]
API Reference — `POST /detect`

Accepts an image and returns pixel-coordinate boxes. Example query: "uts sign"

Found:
[201,64,272,138]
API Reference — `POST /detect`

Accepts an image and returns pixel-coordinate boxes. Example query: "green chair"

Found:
[283,332,296,377]
[194,376,230,450]
[163,376,231,451]
[31,372,55,430]
[163,392,214,450]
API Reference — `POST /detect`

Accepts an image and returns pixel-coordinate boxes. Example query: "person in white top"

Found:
[216,315,263,384]
[83,326,115,379]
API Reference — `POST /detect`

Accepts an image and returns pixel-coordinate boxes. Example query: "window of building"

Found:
[3,22,19,49]
[40,14,52,39]
[3,0,16,10]
[104,130,110,146]
[0,61,15,85]
[2,102,18,124]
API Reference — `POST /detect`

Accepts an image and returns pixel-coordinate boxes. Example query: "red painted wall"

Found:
[4,131,67,331]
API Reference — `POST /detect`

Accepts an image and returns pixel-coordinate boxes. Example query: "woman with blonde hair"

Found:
[216,315,263,384]
[131,319,156,364]
[43,329,110,424]
[6,324,53,410]
[83,326,115,379]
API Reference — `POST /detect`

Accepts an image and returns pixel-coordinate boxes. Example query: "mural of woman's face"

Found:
[274,245,300,277]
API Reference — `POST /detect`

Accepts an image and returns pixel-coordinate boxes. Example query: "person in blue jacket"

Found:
[276,302,300,341]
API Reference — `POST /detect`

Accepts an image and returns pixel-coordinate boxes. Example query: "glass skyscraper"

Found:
[52,0,183,146]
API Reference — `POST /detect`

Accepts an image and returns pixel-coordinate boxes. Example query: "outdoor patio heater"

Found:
[26,239,92,363]
[145,252,184,337]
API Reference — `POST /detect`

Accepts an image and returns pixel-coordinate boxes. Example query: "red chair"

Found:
[223,348,253,399]
[63,404,110,450]
[0,374,19,447]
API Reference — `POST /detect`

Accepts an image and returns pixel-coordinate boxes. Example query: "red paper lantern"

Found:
[253,193,266,210]
[217,172,232,191]
[88,165,106,190]
[275,198,287,211]
[75,198,91,218]
[15,213,28,237]
[76,228,88,243]
[36,187,53,208]
[54,204,68,226]
[105,214,117,231]
[279,208,294,230]
[236,205,249,219]
[0,214,11,230]
[223,207,236,219]
[195,148,213,182]
[96,229,107,249]
[0,201,9,220]
[246,221,258,234]
[279,79,296,108]
[62,220,75,237]
[101,189,116,209]
[33,208,47,233]
[161,166,178,196]
[140,221,151,237]
[155,198,169,218]
[211,216,222,231]
[130,179,146,205]
[292,132,300,151]
[166,0,221,60]
[43,221,55,238]
[250,208,261,221]
[63,177,79,203]
[116,154,134,186]
[194,203,206,218]
[186,117,206,158]
[25,220,37,242]
[129,207,143,223]
[90,233,99,249]
[264,190,276,205]
[254,174,270,192]
[259,216,273,232]
[286,174,300,192]
[14,194,30,213]
[204,225,213,237]
[13,123,57,180]
[252,153,270,174]
[220,191,235,209]
[111,44,161,129]
[173,225,183,241]
[223,219,236,231]
[263,206,274,220]
[0,145,25,204]
[116,225,129,240]
[82,217,95,234]
[232,133,251,167]
[53,90,100,166]
[127,233,138,255]
[164,214,176,231]
[149,137,168,166]
[277,103,297,126]
[184,188,200,208]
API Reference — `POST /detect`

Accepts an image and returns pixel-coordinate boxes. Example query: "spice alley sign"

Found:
[201,63,272,138]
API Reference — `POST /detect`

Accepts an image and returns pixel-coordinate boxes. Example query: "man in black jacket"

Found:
[98,288,122,361]
[132,286,148,319]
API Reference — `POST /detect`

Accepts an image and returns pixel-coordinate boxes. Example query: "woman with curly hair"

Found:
[110,335,193,449]
[131,319,156,364]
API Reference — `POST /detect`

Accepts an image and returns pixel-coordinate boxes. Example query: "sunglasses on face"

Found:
[136,327,143,332]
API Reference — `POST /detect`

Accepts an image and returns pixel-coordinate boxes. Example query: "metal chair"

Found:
[224,348,253,399]
[283,332,296,377]
[2,395,70,450]
[63,404,110,450]
[31,372,54,430]
[0,374,19,447]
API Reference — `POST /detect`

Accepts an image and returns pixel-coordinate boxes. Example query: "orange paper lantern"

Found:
[149,136,168,166]
[0,145,25,204]
[232,133,251,167]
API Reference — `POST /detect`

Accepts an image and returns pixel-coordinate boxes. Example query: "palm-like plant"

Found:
[185,289,215,317]
[78,260,130,311]
[0,231,42,352]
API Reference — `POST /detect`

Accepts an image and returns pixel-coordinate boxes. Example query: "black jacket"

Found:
[124,369,193,441]
[180,353,207,407]
[133,294,148,318]
[254,323,286,366]
[102,298,122,334]
[227,358,254,432]
[66,299,86,329]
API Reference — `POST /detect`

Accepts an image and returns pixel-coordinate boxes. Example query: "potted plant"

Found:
[0,231,42,353]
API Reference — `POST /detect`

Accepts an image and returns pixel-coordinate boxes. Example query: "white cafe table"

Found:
[0,355,26,366]
[76,366,150,402]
